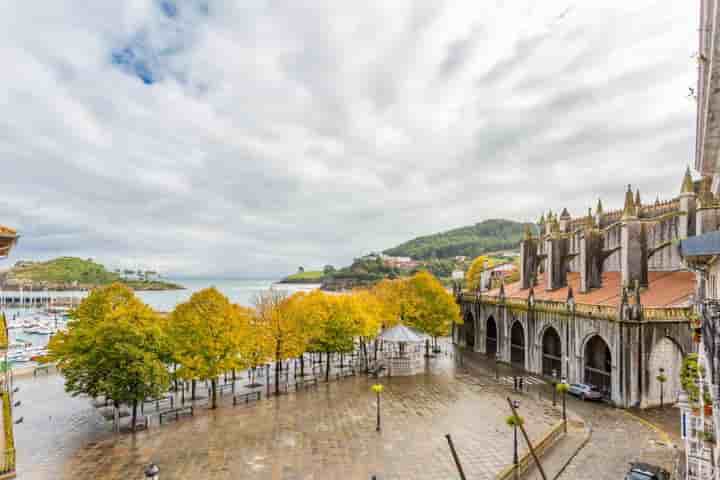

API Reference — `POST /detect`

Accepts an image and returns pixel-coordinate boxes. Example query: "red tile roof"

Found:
[488,271,694,307]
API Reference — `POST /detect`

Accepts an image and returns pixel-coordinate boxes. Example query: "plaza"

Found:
[8,348,681,480]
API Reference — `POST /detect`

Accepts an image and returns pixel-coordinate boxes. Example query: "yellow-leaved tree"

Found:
[403,271,461,353]
[48,283,170,430]
[301,292,360,381]
[169,287,251,409]
[254,289,313,395]
[465,255,493,291]
[346,289,383,371]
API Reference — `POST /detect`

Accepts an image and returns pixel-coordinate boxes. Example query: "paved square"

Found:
[61,357,560,480]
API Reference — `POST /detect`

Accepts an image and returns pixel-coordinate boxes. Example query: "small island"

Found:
[0,257,184,291]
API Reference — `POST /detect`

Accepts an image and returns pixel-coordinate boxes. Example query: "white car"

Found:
[567,383,604,401]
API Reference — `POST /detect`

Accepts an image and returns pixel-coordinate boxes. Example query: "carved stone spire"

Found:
[634,188,641,208]
[596,198,603,215]
[560,208,571,219]
[586,208,594,228]
[681,167,694,195]
[622,184,637,220]
[538,213,545,225]
[523,224,533,240]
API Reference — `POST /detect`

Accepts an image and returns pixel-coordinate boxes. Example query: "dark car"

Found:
[625,462,669,480]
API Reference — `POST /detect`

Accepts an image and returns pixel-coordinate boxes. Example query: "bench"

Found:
[158,406,193,424]
[141,395,174,414]
[33,364,51,376]
[211,382,236,397]
[233,391,261,406]
[296,377,318,390]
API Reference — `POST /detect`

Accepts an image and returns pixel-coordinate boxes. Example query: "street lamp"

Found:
[144,463,160,480]
[552,369,557,407]
[507,399,521,479]
[372,384,384,432]
[557,377,569,433]
[657,367,667,409]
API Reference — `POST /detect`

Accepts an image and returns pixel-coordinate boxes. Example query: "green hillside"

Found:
[3,257,183,291]
[383,219,528,260]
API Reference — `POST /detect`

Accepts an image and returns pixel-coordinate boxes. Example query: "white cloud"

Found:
[0,0,698,277]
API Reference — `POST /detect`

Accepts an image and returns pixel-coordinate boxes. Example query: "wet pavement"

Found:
[10,346,681,480]
[460,350,681,479]
[16,354,561,480]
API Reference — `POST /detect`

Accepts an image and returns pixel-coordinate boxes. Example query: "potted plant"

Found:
[703,430,716,444]
[705,391,714,416]
[689,312,702,329]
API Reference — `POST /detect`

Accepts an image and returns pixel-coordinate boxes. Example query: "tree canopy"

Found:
[169,287,251,409]
[48,283,170,429]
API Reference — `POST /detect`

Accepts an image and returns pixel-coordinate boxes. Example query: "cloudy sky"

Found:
[0,1,698,277]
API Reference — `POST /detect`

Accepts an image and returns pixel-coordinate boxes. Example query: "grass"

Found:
[283,271,324,281]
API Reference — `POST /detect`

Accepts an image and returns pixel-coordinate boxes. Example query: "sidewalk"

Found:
[523,420,590,480]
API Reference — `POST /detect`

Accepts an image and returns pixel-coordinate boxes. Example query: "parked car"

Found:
[567,383,604,401]
[624,462,669,480]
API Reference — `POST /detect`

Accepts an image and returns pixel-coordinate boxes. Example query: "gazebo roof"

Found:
[378,324,428,343]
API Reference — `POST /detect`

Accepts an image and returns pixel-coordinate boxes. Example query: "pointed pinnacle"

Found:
[681,167,694,194]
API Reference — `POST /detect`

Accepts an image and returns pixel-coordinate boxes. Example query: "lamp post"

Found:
[552,370,557,407]
[372,384,384,432]
[144,463,160,480]
[557,377,569,433]
[657,367,667,409]
[508,399,521,479]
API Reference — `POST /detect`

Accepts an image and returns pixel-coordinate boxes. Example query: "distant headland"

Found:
[0,257,184,291]
[278,218,525,290]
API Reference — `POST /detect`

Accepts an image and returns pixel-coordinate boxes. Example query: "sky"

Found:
[0,1,699,278]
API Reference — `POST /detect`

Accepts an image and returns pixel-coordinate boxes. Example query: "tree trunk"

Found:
[211,379,217,409]
[325,352,331,382]
[275,358,281,395]
[131,399,138,432]
[361,339,369,372]
[191,379,196,400]
[300,354,305,377]
[113,400,120,433]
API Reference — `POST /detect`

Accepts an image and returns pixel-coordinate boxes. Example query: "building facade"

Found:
[455,173,698,409]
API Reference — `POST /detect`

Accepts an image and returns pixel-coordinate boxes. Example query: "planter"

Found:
[694,333,702,343]
[706,404,714,416]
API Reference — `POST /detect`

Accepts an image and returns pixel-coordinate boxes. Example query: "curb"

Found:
[551,422,592,480]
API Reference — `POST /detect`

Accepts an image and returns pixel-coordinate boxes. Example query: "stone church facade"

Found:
[454,171,710,408]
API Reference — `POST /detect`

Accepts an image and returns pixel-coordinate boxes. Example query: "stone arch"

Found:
[583,334,612,398]
[510,321,525,367]
[647,337,683,407]
[541,326,562,377]
[464,310,475,348]
[486,316,498,356]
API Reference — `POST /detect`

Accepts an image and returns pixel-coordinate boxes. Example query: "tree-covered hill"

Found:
[2,257,183,291]
[383,219,529,260]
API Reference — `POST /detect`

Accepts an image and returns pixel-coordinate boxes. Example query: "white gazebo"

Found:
[377,324,428,376]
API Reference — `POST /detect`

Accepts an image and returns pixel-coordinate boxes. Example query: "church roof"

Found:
[680,230,720,257]
[487,271,694,308]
